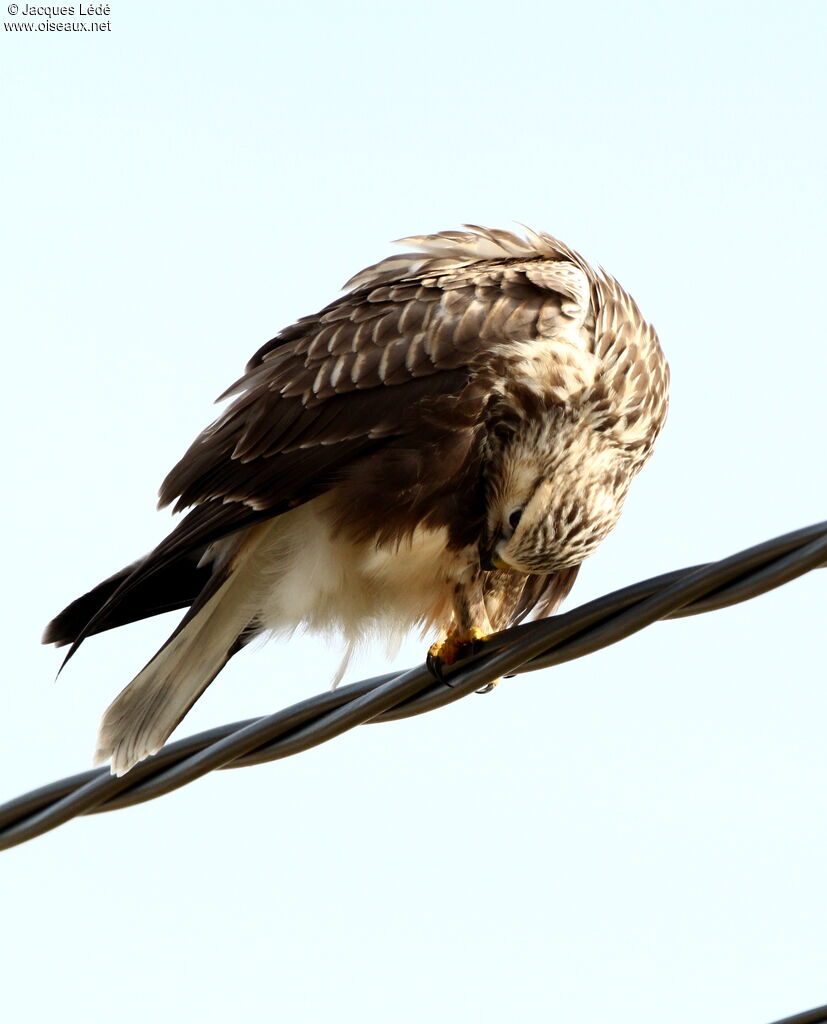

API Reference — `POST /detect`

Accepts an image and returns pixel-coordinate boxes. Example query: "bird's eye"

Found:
[508,507,524,532]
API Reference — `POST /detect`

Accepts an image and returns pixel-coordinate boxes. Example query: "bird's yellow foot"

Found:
[427,627,489,683]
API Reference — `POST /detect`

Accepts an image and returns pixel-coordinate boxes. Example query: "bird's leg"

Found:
[427,566,493,682]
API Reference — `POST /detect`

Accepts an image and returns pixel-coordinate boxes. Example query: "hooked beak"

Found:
[480,542,510,571]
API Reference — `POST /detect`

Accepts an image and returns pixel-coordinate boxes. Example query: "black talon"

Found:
[427,634,491,687]
[426,649,450,684]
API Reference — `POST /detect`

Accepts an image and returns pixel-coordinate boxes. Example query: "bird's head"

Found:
[481,376,664,575]
[480,267,669,576]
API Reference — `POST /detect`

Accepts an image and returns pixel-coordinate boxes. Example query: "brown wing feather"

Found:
[53,499,275,663]
[160,260,583,518]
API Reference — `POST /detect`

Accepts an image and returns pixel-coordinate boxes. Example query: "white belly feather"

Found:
[252,496,465,651]
[98,495,469,775]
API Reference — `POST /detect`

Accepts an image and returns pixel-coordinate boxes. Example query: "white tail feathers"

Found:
[95,527,270,776]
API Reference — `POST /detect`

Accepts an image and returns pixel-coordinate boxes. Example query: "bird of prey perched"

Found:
[44,225,669,776]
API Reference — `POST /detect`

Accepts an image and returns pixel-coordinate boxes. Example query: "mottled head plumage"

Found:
[469,228,669,574]
[484,409,637,573]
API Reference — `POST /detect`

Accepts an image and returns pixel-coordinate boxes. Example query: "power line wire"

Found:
[1,519,824,853]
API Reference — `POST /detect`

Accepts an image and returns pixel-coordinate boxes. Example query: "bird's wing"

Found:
[58,231,594,656]
[160,242,593,516]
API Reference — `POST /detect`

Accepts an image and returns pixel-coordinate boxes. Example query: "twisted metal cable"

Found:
[770,1004,827,1024]
[1,519,824,852]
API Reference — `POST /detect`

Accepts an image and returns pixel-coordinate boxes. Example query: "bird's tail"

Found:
[95,525,272,776]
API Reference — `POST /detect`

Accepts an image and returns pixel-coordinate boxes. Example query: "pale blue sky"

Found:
[1,2,825,1022]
